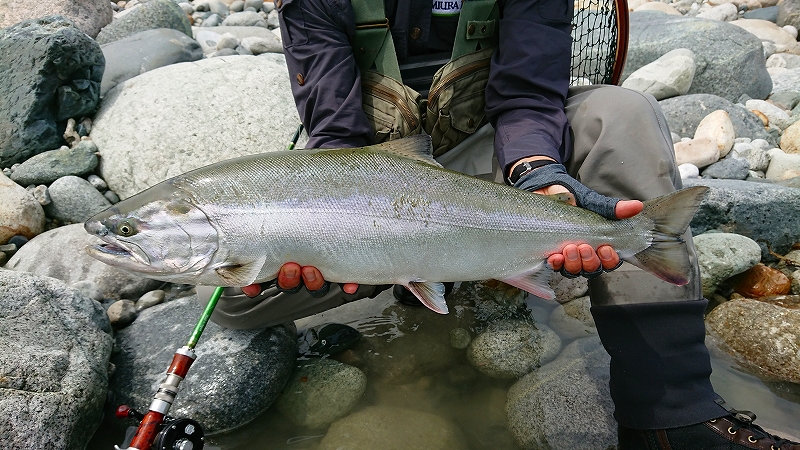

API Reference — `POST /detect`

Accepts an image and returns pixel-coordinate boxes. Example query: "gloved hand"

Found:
[514,162,622,220]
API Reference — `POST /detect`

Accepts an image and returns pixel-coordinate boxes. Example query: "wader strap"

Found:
[351,0,403,81]
[451,0,499,60]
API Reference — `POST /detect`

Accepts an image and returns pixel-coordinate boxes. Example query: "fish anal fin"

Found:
[406,281,449,314]
[499,262,555,300]
[213,256,266,286]
[370,135,442,167]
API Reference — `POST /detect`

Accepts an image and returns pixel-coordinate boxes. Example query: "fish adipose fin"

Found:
[625,186,710,286]
[370,135,443,168]
[406,281,449,314]
[499,261,556,300]
[212,256,267,286]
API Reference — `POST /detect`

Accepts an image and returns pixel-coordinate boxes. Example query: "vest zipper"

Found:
[427,58,491,105]
[362,79,419,130]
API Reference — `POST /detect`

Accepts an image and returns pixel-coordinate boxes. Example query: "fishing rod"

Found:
[114,125,306,450]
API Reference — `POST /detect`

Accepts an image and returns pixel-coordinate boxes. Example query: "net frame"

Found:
[570,0,629,86]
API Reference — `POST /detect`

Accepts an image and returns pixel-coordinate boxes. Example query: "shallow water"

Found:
[89,290,800,450]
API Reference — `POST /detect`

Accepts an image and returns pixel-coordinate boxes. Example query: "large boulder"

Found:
[100,28,203,96]
[0,16,104,167]
[0,269,113,450]
[624,12,772,102]
[95,0,192,45]
[110,295,297,434]
[90,54,306,199]
[659,94,776,145]
[5,223,162,300]
[685,178,800,261]
[0,0,112,38]
[0,172,45,244]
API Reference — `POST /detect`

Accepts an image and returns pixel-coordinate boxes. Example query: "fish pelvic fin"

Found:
[370,135,443,167]
[406,281,449,314]
[499,261,556,300]
[625,186,710,286]
[212,256,267,286]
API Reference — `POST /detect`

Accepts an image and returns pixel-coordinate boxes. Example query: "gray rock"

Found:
[0,0,113,38]
[90,55,306,199]
[621,48,696,100]
[110,295,296,433]
[275,359,366,428]
[107,299,137,327]
[686,178,800,261]
[318,406,468,450]
[450,327,471,349]
[771,67,800,96]
[9,141,98,186]
[731,142,772,172]
[0,270,113,450]
[5,223,162,300]
[659,94,775,145]
[221,10,266,27]
[701,157,750,179]
[241,35,282,54]
[694,232,763,296]
[95,0,192,45]
[778,0,800,29]
[624,12,772,102]
[44,175,111,224]
[0,16,104,167]
[245,0,263,10]
[100,28,203,96]
[208,0,230,17]
[506,336,616,450]
[200,13,222,27]
[744,5,779,22]
[135,289,165,311]
[548,296,596,340]
[87,174,108,191]
[466,319,561,379]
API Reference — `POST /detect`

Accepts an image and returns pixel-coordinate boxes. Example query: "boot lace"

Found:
[716,399,797,449]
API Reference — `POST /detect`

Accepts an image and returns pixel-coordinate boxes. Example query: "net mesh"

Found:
[571,0,621,86]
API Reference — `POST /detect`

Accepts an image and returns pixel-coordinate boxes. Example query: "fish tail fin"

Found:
[623,186,709,286]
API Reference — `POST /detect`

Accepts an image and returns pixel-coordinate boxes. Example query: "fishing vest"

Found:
[351,0,499,156]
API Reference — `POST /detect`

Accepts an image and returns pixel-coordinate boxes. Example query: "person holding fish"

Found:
[197,0,798,448]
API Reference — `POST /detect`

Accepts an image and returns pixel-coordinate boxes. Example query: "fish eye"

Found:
[117,221,136,237]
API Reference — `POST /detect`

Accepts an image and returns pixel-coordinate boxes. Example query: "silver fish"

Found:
[84,135,708,314]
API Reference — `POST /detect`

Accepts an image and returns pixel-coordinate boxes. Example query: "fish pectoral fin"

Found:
[544,192,575,205]
[212,256,267,286]
[406,281,449,314]
[499,262,556,300]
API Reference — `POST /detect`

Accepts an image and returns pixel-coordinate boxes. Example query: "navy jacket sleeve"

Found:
[277,0,374,149]
[485,0,574,176]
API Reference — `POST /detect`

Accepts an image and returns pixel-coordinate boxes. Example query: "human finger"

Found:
[598,245,621,270]
[301,266,326,291]
[578,243,601,273]
[277,262,302,290]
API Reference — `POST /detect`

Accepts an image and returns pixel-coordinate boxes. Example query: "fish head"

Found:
[84,185,218,282]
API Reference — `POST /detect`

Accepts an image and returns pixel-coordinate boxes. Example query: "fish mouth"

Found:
[93,241,132,257]
[86,235,152,269]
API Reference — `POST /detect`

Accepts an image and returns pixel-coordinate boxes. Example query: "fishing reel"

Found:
[116,405,205,450]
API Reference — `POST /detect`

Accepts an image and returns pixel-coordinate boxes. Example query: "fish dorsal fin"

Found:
[406,281,449,314]
[498,262,556,300]
[369,135,442,167]
[212,256,267,286]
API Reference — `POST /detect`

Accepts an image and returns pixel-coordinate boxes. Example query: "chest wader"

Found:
[352,0,498,156]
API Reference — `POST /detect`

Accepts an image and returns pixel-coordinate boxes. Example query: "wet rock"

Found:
[466,319,561,379]
[506,336,616,450]
[274,358,366,428]
[0,0,113,38]
[0,16,104,167]
[706,297,800,383]
[449,327,471,349]
[9,141,98,186]
[5,223,162,300]
[621,48,696,100]
[728,263,792,297]
[100,28,203,96]
[90,54,306,199]
[110,295,296,434]
[625,13,772,102]
[43,175,111,224]
[548,296,596,339]
[95,0,192,45]
[694,110,735,158]
[674,137,720,168]
[686,178,800,261]
[318,406,468,450]
[694,232,762,297]
[0,270,113,450]
[0,172,45,244]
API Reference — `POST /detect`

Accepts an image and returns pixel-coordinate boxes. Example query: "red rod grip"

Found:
[127,410,165,450]
[167,352,195,378]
